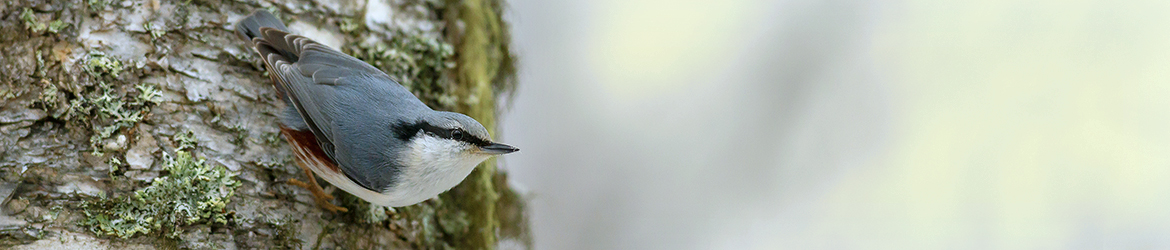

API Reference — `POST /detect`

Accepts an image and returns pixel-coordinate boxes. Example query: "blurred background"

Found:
[497,0,1170,249]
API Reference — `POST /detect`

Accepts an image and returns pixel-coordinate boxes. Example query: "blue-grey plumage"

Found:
[235,10,517,208]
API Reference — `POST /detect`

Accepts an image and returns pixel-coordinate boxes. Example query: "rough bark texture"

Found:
[0,0,528,249]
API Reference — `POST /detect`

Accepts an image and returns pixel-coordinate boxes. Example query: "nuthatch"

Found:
[236,10,517,212]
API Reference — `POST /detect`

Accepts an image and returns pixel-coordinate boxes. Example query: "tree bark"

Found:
[0,0,528,249]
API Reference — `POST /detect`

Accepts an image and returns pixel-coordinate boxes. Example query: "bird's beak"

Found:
[480,142,519,155]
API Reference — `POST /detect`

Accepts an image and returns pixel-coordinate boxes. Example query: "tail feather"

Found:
[235,11,290,42]
[236,10,299,110]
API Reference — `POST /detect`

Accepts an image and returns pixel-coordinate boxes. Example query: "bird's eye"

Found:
[450,129,464,140]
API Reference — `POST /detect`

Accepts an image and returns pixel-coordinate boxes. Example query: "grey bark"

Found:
[0,0,528,249]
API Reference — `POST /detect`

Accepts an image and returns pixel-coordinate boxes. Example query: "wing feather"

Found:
[250,27,415,191]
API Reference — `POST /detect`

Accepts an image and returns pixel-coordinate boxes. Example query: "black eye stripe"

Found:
[392,121,491,147]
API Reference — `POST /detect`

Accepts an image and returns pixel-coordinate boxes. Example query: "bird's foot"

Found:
[288,178,348,213]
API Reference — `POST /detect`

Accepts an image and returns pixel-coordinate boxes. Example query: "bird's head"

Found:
[394,112,518,170]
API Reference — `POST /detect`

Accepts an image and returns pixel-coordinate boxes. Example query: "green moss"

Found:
[20,8,70,34]
[84,51,124,78]
[338,18,361,33]
[88,0,111,12]
[45,49,157,157]
[0,89,19,101]
[81,151,240,239]
[143,23,165,39]
[38,81,59,110]
[261,132,282,146]
[54,52,152,155]
[107,156,123,174]
[251,158,283,170]
[224,123,248,144]
[135,83,162,104]
[19,8,36,29]
[47,20,68,33]
[174,130,198,151]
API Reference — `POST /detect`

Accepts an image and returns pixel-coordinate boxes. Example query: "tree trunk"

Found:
[0,0,528,249]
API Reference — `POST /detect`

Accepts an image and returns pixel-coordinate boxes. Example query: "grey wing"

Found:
[252,28,337,159]
[255,28,400,190]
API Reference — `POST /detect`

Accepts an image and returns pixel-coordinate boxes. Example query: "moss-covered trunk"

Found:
[0,0,528,249]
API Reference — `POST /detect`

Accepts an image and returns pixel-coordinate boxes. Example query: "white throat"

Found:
[382,133,490,207]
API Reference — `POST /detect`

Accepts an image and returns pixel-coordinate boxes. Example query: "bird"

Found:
[235,10,518,212]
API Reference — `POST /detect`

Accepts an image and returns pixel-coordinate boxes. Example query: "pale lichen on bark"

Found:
[0,0,527,249]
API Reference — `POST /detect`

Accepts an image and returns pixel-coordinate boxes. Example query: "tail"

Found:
[235,11,290,43]
[236,10,299,110]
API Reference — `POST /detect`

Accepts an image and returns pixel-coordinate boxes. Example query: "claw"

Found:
[317,199,348,213]
[287,178,310,188]
[287,179,335,200]
[288,165,346,212]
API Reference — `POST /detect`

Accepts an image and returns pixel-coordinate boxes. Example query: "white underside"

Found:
[291,133,489,207]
